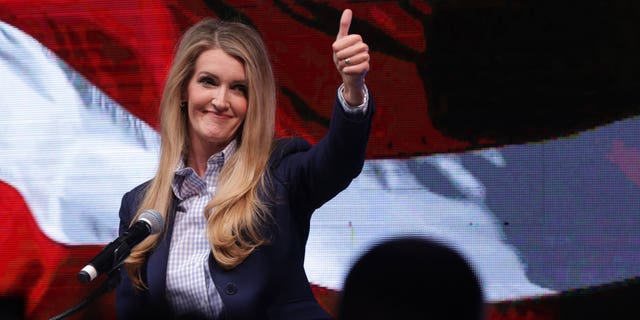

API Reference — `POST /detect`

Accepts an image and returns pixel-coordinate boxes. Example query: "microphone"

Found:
[77,209,163,283]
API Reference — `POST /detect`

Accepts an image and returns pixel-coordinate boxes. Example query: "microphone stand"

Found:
[48,268,121,320]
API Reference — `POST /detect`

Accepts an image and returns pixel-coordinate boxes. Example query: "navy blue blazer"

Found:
[115,95,374,319]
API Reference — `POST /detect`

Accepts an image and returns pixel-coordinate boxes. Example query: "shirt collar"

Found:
[175,140,237,176]
[172,140,237,200]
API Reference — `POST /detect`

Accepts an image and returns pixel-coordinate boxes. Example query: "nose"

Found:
[211,87,230,111]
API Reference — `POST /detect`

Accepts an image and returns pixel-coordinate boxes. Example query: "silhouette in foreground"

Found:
[338,237,485,320]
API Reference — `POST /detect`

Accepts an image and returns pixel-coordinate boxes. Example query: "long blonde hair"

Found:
[125,18,276,290]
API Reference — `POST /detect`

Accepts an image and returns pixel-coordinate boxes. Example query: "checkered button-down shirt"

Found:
[166,141,236,319]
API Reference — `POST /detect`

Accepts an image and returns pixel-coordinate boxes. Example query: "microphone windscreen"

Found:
[138,209,163,234]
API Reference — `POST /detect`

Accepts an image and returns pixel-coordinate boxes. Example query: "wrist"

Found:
[338,83,368,109]
[341,85,366,107]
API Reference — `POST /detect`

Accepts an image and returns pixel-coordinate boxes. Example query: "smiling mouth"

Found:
[204,110,232,119]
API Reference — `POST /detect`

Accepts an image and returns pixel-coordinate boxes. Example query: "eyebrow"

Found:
[197,71,247,85]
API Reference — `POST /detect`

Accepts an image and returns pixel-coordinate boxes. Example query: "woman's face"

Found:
[186,48,248,154]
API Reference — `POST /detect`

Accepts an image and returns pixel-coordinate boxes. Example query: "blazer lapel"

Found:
[146,195,178,303]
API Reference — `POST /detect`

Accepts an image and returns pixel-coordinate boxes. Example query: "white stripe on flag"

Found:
[0,21,160,245]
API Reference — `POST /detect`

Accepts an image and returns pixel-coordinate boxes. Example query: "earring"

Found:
[180,101,187,109]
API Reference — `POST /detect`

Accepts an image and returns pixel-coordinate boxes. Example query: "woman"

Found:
[115,9,373,320]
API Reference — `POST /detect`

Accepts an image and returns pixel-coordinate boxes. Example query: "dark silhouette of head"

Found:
[337,236,485,320]
[0,296,24,320]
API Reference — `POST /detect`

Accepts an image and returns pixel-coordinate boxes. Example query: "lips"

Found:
[204,109,232,118]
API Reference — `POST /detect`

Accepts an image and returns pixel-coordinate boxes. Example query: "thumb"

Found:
[336,9,352,40]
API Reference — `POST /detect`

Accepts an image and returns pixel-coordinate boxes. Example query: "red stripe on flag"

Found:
[0,181,115,319]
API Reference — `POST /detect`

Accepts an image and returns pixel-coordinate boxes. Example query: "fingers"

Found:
[333,9,366,63]
[341,55,370,74]
[332,9,369,78]
[338,53,369,69]
[335,39,367,62]
[336,9,352,40]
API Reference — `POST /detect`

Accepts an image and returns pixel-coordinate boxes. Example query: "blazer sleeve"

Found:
[275,93,375,215]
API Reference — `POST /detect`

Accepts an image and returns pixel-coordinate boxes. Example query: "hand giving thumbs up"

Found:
[332,9,370,106]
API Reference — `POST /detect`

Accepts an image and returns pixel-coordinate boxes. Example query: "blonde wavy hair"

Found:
[125,18,276,290]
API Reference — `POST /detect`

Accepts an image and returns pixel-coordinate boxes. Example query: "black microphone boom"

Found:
[77,209,163,283]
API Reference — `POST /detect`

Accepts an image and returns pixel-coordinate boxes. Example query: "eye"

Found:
[233,84,248,96]
[198,76,217,86]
